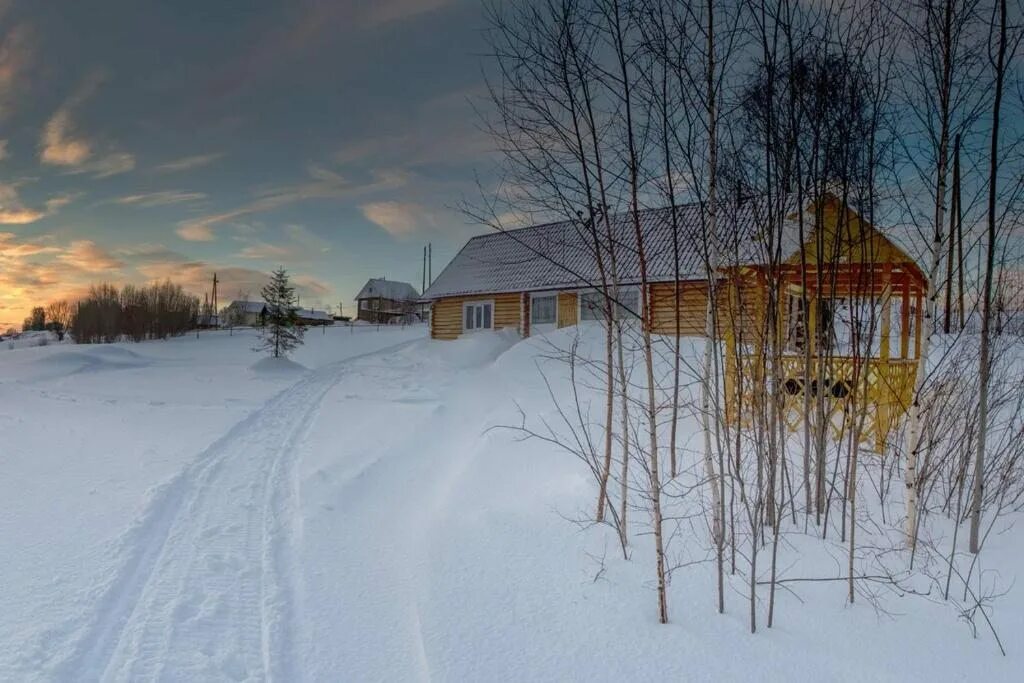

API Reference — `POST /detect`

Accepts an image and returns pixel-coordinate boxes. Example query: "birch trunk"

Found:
[906,0,960,548]
[701,0,724,550]
[970,0,1007,554]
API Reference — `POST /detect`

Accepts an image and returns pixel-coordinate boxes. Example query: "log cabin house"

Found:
[421,194,927,449]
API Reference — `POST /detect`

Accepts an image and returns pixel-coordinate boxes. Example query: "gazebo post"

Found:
[877,267,893,451]
[914,289,924,359]
[900,277,911,360]
[880,269,892,362]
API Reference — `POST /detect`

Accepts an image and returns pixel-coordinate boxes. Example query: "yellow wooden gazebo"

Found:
[722,196,928,451]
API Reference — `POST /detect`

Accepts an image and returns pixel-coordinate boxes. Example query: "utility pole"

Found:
[212,272,219,326]
[422,245,427,293]
[428,243,432,286]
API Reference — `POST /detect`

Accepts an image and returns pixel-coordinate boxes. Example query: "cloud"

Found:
[0,22,33,120]
[0,231,59,258]
[90,152,136,178]
[361,200,425,237]
[291,274,331,299]
[57,240,124,273]
[234,224,332,262]
[39,72,135,177]
[284,224,331,253]
[0,183,75,224]
[334,87,493,171]
[363,0,454,27]
[176,222,215,242]
[194,1,457,108]
[237,242,293,260]
[116,190,207,208]
[177,164,406,241]
[0,207,42,224]
[114,243,189,263]
[40,108,92,166]
[154,153,223,173]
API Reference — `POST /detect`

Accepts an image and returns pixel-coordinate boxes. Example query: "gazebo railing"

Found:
[724,351,918,452]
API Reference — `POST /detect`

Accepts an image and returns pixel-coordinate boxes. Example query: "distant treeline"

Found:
[68,282,200,343]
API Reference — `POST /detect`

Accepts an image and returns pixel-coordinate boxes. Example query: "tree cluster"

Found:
[68,281,200,343]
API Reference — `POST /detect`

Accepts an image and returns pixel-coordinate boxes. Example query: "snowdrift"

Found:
[249,356,308,377]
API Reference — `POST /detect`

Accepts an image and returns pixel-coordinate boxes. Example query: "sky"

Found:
[0,0,496,329]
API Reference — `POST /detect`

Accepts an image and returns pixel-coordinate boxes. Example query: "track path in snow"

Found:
[52,338,420,682]
[293,336,517,681]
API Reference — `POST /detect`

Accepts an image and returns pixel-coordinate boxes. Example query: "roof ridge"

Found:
[467,203,700,242]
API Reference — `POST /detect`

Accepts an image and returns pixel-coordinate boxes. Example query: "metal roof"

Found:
[295,308,333,321]
[422,199,808,300]
[227,301,267,313]
[355,278,420,302]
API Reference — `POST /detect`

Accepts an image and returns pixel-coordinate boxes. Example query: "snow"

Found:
[0,322,1022,681]
[249,356,308,377]
[2,330,64,350]
[355,278,420,303]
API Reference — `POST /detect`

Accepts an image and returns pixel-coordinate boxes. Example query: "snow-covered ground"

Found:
[0,324,1021,681]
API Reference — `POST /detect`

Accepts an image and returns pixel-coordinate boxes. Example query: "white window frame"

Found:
[529,292,558,327]
[462,299,495,333]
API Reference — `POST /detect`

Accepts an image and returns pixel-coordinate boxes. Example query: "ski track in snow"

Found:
[292,338,515,682]
[49,338,420,683]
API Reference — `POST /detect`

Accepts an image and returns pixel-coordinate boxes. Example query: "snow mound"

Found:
[249,356,308,377]
[4,330,63,350]
[420,328,520,368]
[32,346,149,375]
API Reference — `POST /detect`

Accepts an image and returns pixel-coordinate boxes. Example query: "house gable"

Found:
[784,195,927,286]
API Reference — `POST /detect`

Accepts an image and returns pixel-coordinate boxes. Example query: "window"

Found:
[531,295,557,325]
[463,301,493,332]
[579,288,640,322]
[617,288,640,319]
[580,291,604,321]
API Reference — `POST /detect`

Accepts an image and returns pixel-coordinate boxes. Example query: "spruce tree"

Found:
[260,267,304,358]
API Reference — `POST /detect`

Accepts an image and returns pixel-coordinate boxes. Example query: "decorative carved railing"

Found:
[723,351,918,452]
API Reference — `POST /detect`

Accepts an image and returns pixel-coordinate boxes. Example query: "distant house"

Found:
[225,301,267,327]
[355,278,423,324]
[196,313,221,329]
[295,308,334,326]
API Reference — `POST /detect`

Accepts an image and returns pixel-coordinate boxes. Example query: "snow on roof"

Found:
[422,198,805,300]
[228,301,267,313]
[228,301,331,321]
[295,308,333,321]
[355,278,420,303]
